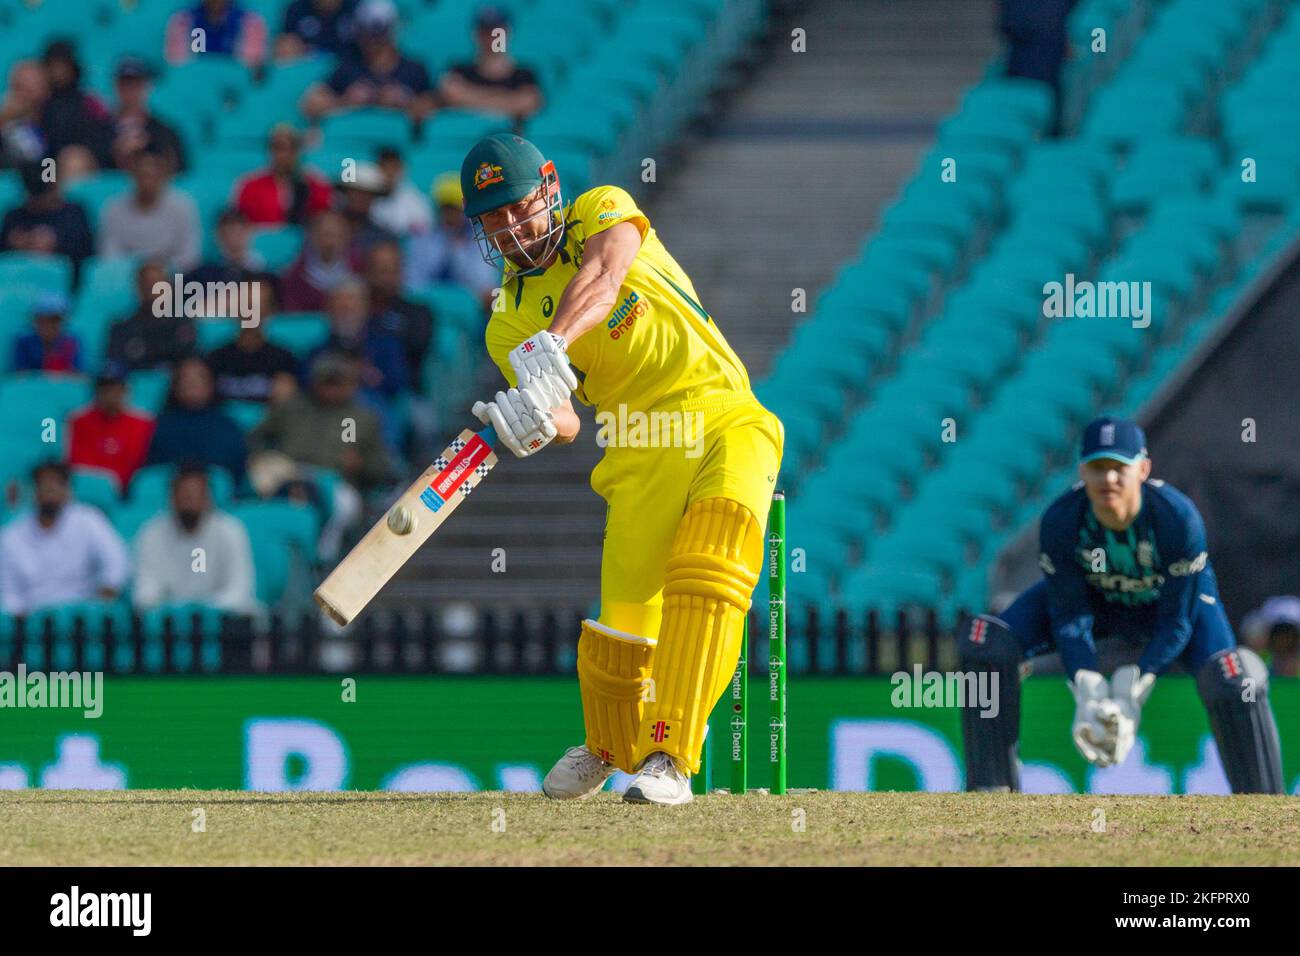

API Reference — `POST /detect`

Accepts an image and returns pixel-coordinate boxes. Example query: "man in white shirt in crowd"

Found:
[0,461,130,615]
[403,171,500,308]
[370,146,432,238]
[132,464,259,614]
[98,141,201,271]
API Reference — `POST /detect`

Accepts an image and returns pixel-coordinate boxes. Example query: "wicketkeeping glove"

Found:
[1069,670,1116,767]
[1107,664,1156,766]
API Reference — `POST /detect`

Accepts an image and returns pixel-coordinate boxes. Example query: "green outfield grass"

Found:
[2,790,1298,866]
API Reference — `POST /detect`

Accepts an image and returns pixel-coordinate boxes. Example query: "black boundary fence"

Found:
[0,605,965,676]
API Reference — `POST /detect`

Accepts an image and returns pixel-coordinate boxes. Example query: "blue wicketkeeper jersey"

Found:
[1037,479,1218,675]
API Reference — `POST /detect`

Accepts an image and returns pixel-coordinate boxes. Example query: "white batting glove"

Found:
[1107,665,1156,766]
[472,388,556,459]
[507,332,578,412]
[1069,670,1115,767]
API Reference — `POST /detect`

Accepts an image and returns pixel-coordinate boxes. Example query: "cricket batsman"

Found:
[959,416,1284,793]
[460,134,783,804]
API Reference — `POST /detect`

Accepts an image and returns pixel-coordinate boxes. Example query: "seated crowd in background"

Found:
[0,460,259,616]
[0,0,549,615]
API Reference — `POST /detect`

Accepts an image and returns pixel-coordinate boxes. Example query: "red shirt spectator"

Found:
[233,123,332,226]
[68,367,156,491]
[281,209,360,311]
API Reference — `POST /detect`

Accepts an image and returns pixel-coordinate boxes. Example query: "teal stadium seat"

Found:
[69,466,121,512]
[226,400,268,433]
[197,318,241,353]
[2,374,91,428]
[321,108,415,148]
[228,500,320,563]
[116,502,164,543]
[124,369,169,414]
[0,253,72,295]
[64,172,132,231]
[245,524,291,605]
[250,227,304,272]
[140,602,226,640]
[265,312,329,356]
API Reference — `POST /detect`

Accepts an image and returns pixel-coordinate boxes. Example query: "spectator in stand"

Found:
[370,146,432,238]
[0,461,130,615]
[67,363,156,492]
[300,0,435,123]
[145,356,248,489]
[306,278,407,447]
[1242,597,1300,678]
[276,0,360,61]
[109,56,188,174]
[207,278,299,405]
[99,142,202,271]
[249,350,393,492]
[437,5,542,124]
[191,207,269,287]
[132,465,258,613]
[165,0,269,70]
[999,0,1076,134]
[0,160,94,283]
[336,160,396,255]
[248,351,393,556]
[281,208,359,311]
[105,260,199,371]
[366,239,432,389]
[233,123,332,226]
[38,39,114,178]
[0,61,49,168]
[404,171,500,306]
[12,292,81,373]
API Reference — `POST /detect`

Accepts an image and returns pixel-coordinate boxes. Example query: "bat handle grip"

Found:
[477,424,498,448]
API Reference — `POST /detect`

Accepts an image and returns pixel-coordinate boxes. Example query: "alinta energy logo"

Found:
[0,665,103,718]
[606,289,648,340]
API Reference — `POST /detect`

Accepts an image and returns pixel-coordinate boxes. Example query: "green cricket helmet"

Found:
[460,133,563,275]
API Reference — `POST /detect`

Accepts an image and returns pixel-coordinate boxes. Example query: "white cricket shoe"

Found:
[542,746,617,800]
[622,752,693,805]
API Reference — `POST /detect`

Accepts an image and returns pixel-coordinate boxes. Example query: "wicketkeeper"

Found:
[461,134,783,805]
[960,416,1284,793]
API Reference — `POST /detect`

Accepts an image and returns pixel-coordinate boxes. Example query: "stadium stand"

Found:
[0,0,768,644]
[763,0,1300,630]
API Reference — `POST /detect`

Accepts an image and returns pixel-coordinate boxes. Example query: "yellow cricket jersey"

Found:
[484,185,751,414]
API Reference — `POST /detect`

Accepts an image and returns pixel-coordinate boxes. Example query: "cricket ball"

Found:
[387,506,416,535]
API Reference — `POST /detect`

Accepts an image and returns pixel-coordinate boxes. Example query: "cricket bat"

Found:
[313,425,499,626]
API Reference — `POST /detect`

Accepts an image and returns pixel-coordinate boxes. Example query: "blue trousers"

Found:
[999,579,1236,675]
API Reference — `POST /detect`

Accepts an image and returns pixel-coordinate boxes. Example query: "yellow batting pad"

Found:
[576,619,657,773]
[632,497,764,774]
